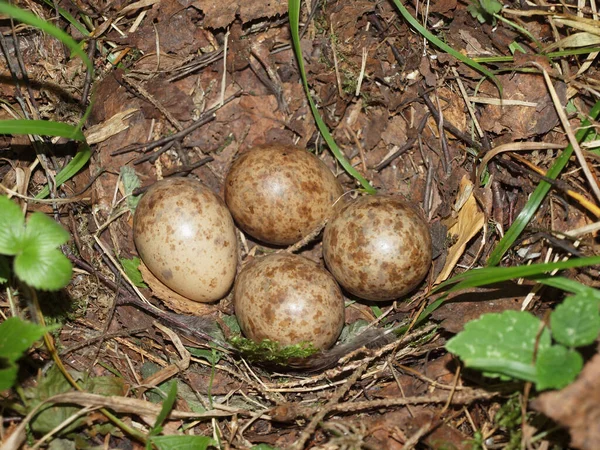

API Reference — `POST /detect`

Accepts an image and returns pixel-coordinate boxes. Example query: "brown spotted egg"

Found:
[224,145,344,245]
[133,178,238,303]
[323,195,432,301]
[233,253,345,350]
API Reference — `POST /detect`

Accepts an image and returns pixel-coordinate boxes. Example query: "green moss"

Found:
[229,335,318,366]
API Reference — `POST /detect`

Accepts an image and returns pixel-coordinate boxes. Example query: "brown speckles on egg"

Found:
[233,253,345,350]
[133,178,239,303]
[323,195,432,301]
[224,145,344,245]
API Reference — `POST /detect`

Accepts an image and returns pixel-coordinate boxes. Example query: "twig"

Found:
[80,39,96,106]
[111,91,241,156]
[421,87,483,152]
[375,112,430,171]
[291,364,369,450]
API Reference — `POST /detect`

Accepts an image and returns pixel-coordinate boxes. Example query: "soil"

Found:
[1,0,600,448]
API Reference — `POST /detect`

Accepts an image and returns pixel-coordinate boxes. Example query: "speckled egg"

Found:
[323,195,432,301]
[224,145,344,245]
[133,178,238,303]
[234,253,345,350]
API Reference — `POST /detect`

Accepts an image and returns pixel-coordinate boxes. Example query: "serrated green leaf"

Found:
[0,196,25,255]
[23,213,70,251]
[0,317,49,363]
[550,295,600,347]
[0,317,49,390]
[119,257,148,288]
[251,445,281,450]
[0,255,9,283]
[149,435,216,450]
[535,345,583,390]
[14,247,72,291]
[446,310,551,382]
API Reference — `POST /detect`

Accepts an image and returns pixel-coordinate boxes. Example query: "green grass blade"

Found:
[41,0,90,37]
[487,99,600,266]
[401,256,600,332]
[0,2,92,73]
[36,144,92,199]
[389,0,502,96]
[288,0,376,194]
[0,120,85,141]
[436,255,600,294]
[534,276,600,299]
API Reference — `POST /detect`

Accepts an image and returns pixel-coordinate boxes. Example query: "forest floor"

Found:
[1,0,600,448]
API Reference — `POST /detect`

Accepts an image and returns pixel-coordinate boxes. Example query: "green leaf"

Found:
[0,120,85,141]
[338,319,370,344]
[487,99,600,266]
[446,310,551,382]
[221,314,241,334]
[187,347,222,364]
[0,3,92,73]
[251,445,282,450]
[509,41,527,55]
[371,306,384,318]
[14,247,72,291]
[24,366,124,434]
[23,212,70,251]
[151,381,178,436]
[535,345,583,390]
[36,144,92,199]
[480,0,503,15]
[120,166,142,212]
[119,257,148,288]
[0,256,9,283]
[0,317,49,390]
[149,435,216,450]
[0,202,73,290]
[288,0,376,194]
[0,196,25,255]
[550,295,600,347]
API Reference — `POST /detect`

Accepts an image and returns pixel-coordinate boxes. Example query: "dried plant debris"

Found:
[1,0,600,447]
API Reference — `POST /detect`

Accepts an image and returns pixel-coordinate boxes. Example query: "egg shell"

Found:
[224,145,344,245]
[133,178,238,303]
[323,195,432,301]
[234,253,345,350]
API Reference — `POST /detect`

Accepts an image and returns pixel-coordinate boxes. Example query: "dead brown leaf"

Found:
[532,351,600,450]
[194,0,288,29]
